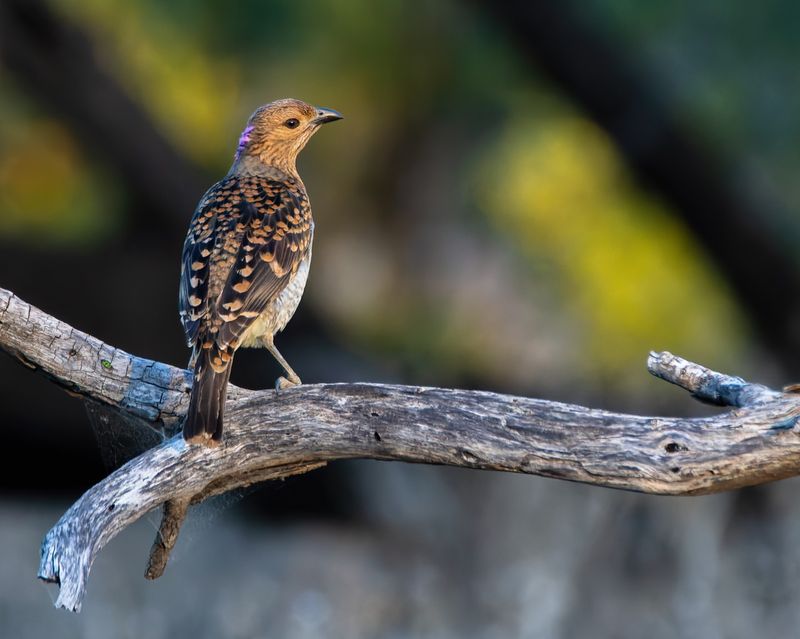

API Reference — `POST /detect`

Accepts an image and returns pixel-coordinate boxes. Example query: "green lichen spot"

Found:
[100,359,112,370]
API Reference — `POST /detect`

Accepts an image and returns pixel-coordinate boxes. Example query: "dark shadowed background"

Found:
[2,1,800,637]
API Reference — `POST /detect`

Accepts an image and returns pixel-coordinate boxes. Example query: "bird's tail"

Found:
[183,345,233,446]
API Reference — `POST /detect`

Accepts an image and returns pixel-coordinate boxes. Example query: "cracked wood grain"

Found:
[2,286,800,611]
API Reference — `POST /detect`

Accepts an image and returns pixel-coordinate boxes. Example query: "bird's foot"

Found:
[274,375,301,392]
[184,432,221,448]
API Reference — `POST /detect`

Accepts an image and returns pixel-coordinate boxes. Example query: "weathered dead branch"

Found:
[1,286,799,612]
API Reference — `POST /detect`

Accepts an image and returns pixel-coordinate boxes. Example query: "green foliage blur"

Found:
[6,0,797,396]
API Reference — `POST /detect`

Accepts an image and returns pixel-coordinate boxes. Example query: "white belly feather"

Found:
[239,250,312,348]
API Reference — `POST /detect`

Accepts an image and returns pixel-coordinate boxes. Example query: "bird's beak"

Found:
[313,107,343,125]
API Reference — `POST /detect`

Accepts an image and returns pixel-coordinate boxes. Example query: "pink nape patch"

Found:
[237,125,254,149]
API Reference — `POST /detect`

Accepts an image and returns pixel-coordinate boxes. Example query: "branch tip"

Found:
[145,498,190,580]
[647,350,780,407]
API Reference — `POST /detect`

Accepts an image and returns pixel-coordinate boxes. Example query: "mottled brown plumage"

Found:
[179,99,342,445]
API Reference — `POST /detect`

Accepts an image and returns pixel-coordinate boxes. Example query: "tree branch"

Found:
[2,286,799,611]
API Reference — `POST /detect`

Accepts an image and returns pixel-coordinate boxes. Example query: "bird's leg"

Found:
[266,340,301,391]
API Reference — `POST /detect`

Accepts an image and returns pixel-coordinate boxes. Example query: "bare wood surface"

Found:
[2,287,800,611]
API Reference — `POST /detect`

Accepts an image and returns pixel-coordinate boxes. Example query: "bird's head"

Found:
[233,98,342,176]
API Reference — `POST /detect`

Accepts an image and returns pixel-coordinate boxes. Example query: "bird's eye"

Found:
[284,118,300,129]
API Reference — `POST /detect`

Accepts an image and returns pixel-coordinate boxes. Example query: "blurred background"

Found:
[2,0,800,637]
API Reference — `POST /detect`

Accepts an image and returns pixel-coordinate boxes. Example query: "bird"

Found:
[179,98,342,446]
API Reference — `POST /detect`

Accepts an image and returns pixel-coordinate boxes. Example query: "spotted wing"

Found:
[179,182,222,347]
[214,178,313,349]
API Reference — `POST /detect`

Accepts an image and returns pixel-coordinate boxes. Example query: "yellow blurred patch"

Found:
[0,119,119,245]
[478,115,746,378]
[52,0,241,166]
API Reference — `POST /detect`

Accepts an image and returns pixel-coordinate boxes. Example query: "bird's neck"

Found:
[229,153,299,182]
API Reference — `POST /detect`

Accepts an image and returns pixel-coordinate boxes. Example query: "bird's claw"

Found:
[274,376,301,393]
